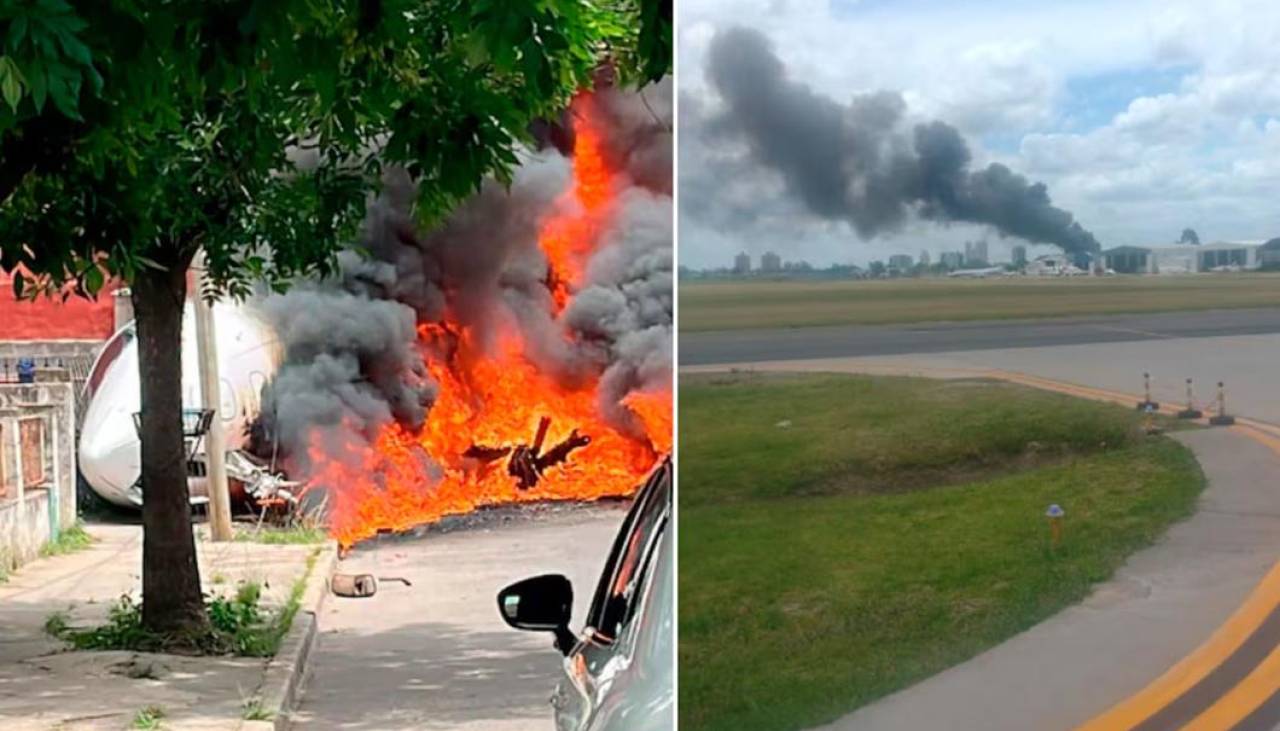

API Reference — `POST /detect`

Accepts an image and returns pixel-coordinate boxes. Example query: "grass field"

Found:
[679,273,1280,331]
[678,373,1205,731]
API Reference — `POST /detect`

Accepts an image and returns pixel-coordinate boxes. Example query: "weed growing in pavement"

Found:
[131,705,165,730]
[242,697,273,721]
[43,610,70,637]
[40,522,94,557]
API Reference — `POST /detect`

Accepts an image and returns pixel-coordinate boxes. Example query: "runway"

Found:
[679,307,1280,366]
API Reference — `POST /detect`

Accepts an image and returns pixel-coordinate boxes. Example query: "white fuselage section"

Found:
[78,301,282,507]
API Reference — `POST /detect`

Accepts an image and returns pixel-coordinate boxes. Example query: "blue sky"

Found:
[678,0,1280,268]
[1062,67,1193,132]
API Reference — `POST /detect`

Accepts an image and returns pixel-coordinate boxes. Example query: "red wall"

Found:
[0,272,118,341]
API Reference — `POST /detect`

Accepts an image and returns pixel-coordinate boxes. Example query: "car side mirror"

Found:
[497,573,576,655]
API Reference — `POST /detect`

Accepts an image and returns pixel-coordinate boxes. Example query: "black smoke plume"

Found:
[250,79,673,470]
[705,26,1100,255]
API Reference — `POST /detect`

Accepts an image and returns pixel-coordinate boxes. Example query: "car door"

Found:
[553,458,672,731]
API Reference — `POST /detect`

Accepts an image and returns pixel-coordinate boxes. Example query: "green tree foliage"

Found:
[1,0,665,297]
[0,0,670,637]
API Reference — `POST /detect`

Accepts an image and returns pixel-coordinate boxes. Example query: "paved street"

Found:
[291,504,628,731]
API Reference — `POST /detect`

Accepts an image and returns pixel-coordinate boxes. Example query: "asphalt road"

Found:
[679,307,1280,365]
[291,504,627,731]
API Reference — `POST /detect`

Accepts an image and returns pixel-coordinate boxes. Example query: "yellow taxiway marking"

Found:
[984,369,1280,731]
[1076,560,1280,730]
[1182,639,1280,730]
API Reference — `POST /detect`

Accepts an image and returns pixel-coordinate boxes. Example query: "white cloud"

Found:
[679,0,1280,268]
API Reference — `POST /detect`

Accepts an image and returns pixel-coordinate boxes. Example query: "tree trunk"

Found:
[132,259,210,635]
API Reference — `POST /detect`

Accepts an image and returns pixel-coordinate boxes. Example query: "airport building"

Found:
[1101,241,1268,274]
[1260,238,1280,267]
[1026,255,1075,276]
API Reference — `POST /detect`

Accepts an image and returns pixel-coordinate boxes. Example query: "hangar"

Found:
[1102,242,1267,274]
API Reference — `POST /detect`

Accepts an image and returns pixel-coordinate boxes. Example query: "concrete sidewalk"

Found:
[0,522,320,730]
[812,426,1280,731]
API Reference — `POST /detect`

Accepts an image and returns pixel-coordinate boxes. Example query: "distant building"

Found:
[888,254,914,271]
[733,252,751,275]
[964,240,989,267]
[1103,246,1153,274]
[919,249,931,266]
[940,251,964,270]
[1101,241,1267,274]
[1026,255,1072,277]
[761,251,782,273]
[1261,238,1280,268]
[1011,245,1027,267]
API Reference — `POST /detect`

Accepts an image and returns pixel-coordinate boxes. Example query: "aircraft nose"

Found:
[78,405,143,504]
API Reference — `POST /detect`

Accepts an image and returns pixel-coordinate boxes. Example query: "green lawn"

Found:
[678,373,1205,731]
[679,273,1280,331]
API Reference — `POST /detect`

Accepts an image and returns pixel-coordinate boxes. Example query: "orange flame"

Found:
[539,93,615,310]
[301,92,670,548]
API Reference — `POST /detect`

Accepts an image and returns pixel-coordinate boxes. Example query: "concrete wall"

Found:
[0,341,101,428]
[0,491,51,572]
[0,381,77,571]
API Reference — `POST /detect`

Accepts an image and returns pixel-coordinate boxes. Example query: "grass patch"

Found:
[681,372,1160,507]
[51,547,321,657]
[234,524,327,544]
[680,273,1280,331]
[40,522,94,557]
[679,373,1205,731]
[131,705,165,730]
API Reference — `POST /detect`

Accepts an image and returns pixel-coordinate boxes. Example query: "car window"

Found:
[585,459,671,643]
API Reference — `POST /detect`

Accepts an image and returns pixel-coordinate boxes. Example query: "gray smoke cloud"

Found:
[252,78,672,469]
[704,26,1100,255]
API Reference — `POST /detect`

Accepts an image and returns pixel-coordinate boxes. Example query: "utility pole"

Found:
[192,251,234,541]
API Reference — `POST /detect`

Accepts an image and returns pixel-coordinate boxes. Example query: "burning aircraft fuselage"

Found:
[79,302,282,507]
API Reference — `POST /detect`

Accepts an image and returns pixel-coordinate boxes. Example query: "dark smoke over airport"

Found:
[703,26,1100,256]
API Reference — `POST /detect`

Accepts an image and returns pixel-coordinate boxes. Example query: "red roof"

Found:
[0,273,118,341]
